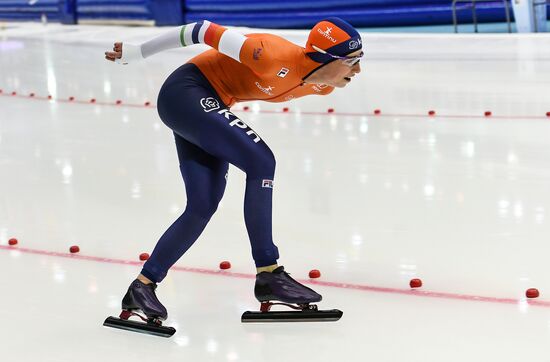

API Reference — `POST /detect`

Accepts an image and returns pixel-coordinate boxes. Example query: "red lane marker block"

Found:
[374,109,381,115]
[29,93,35,97]
[116,100,122,105]
[90,98,96,103]
[144,101,151,107]
[546,112,550,117]
[11,91,16,96]
[410,278,423,288]
[243,106,250,111]
[68,96,75,101]
[69,245,80,253]
[484,111,492,117]
[428,110,436,116]
[309,269,321,278]
[219,261,231,270]
[0,89,3,94]
[139,253,150,261]
[47,95,52,100]
[327,108,334,113]
[283,107,289,112]
[8,238,18,246]
[526,288,540,299]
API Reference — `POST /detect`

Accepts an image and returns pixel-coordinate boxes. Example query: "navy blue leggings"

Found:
[141,63,279,283]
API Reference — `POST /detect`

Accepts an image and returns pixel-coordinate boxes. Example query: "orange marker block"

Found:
[410,279,422,288]
[526,288,539,298]
[309,269,321,278]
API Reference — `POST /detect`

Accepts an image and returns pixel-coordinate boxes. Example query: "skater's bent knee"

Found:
[246,151,276,178]
[185,203,220,220]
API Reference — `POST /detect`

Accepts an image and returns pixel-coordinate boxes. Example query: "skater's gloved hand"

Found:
[104,42,143,65]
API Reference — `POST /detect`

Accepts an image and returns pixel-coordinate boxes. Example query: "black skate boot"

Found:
[254,266,322,304]
[242,266,343,323]
[103,279,175,337]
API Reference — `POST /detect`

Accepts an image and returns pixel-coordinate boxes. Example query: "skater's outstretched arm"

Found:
[104,20,276,74]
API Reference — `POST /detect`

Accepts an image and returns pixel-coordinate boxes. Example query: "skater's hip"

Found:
[159,63,224,102]
[156,63,227,145]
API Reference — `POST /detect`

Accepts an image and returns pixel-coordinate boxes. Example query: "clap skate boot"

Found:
[241,266,343,322]
[103,279,175,337]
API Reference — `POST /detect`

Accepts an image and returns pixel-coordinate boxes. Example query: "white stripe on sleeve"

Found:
[218,29,247,62]
[184,22,195,46]
[198,20,211,44]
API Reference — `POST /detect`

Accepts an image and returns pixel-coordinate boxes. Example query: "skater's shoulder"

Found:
[245,33,304,54]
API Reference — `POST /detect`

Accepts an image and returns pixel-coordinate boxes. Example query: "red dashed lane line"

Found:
[1,244,549,308]
[0,92,151,109]
[1,90,549,120]
[0,244,255,279]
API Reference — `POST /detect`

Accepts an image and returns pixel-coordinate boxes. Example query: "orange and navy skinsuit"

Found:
[140,21,336,284]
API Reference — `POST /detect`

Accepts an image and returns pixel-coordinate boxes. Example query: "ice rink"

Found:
[1,22,550,362]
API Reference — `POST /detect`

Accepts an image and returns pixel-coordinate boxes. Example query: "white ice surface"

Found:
[1,22,550,362]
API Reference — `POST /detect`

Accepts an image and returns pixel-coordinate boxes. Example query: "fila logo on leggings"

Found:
[200,98,262,143]
[262,179,273,188]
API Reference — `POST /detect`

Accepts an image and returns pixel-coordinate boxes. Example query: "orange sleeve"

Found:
[182,20,276,75]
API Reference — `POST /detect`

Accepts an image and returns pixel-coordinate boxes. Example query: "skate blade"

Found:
[241,309,343,323]
[103,316,176,337]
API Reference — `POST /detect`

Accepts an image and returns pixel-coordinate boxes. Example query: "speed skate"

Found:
[241,301,343,322]
[103,311,176,338]
[242,266,343,323]
[103,279,176,337]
